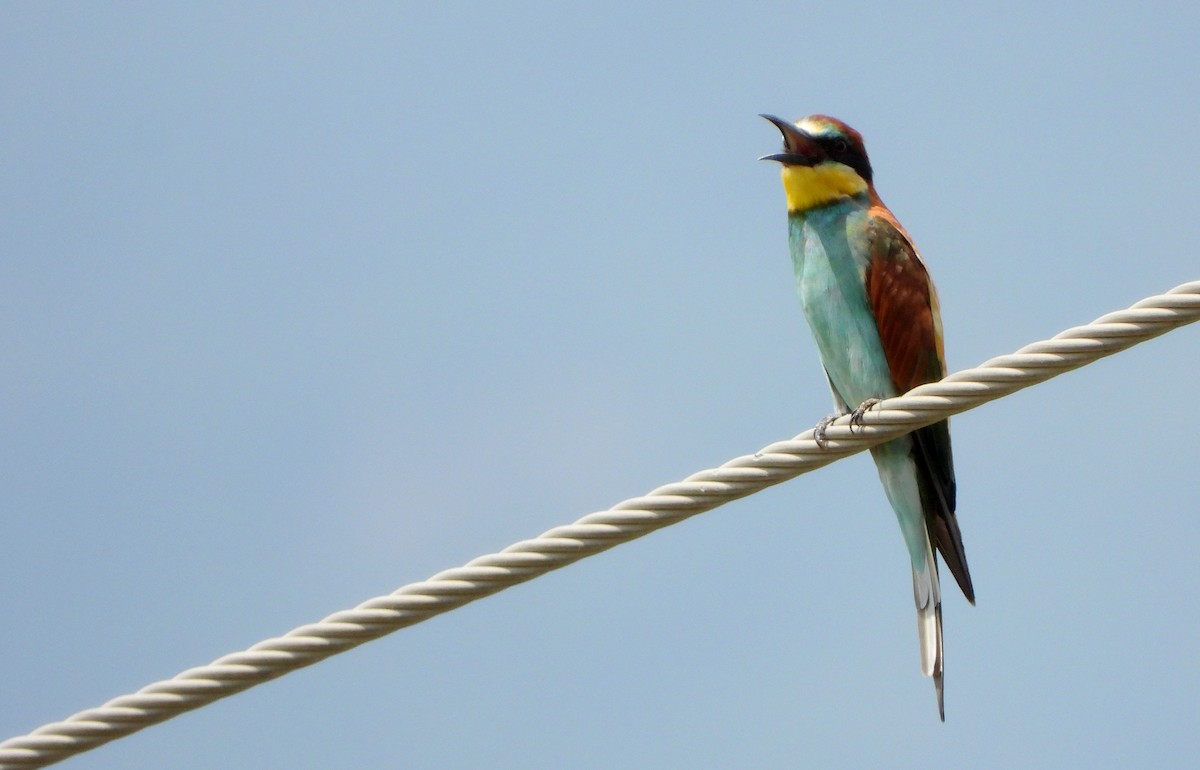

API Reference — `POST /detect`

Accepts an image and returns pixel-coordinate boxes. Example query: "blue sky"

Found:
[2,3,1198,768]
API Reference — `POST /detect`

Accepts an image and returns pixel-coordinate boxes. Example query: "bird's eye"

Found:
[832,138,849,155]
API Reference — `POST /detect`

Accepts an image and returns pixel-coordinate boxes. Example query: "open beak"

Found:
[758,114,820,165]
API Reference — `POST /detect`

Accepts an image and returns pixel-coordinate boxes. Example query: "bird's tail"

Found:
[911,537,944,721]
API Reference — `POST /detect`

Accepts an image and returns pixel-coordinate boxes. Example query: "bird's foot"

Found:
[812,414,837,448]
[849,398,882,432]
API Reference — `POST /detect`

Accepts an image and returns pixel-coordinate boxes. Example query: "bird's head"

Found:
[760,114,874,214]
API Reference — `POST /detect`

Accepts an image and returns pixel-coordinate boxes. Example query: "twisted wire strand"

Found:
[2,280,1197,769]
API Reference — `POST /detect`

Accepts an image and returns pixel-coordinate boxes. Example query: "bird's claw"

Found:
[813,415,837,448]
[814,398,880,446]
[849,398,882,432]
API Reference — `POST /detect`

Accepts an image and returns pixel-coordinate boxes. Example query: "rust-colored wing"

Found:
[863,206,945,393]
[864,204,974,603]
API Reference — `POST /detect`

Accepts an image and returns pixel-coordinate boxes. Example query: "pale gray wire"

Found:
[1,280,1197,769]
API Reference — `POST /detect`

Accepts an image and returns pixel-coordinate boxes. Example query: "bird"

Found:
[759,114,974,720]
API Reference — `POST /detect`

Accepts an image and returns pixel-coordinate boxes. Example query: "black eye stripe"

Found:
[813,134,849,154]
[811,133,873,183]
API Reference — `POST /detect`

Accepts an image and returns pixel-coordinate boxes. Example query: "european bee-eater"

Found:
[760,114,974,720]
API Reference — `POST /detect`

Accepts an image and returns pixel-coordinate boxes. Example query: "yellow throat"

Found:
[780,163,868,213]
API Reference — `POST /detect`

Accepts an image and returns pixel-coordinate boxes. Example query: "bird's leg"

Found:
[849,398,882,432]
[812,414,838,448]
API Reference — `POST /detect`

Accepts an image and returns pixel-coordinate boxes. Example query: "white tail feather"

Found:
[911,538,945,719]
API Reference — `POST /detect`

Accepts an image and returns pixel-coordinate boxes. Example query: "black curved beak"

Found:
[758,114,820,165]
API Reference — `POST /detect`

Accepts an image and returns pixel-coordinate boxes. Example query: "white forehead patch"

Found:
[795,116,836,138]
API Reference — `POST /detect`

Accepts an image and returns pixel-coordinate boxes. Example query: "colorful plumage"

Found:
[760,114,974,720]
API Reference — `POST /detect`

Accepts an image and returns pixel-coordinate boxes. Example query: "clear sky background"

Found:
[3,3,1198,769]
